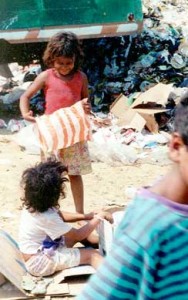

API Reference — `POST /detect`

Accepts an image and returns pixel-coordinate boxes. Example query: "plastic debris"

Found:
[7,119,25,133]
[0,119,7,128]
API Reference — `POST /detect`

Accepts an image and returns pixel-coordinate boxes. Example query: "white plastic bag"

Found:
[13,123,41,155]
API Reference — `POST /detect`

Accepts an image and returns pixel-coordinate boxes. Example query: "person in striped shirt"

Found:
[77,91,188,299]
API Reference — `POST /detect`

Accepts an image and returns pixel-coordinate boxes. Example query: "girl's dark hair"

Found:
[43,31,84,71]
[174,91,188,146]
[21,158,68,213]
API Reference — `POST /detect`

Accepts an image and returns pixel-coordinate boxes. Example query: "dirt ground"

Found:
[0,131,171,239]
[0,129,171,299]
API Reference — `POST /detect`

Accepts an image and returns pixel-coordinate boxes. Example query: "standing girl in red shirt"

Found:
[20,31,92,214]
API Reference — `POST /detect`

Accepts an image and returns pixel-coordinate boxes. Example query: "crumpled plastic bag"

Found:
[7,119,25,132]
[89,128,138,165]
[22,274,53,295]
[13,123,41,155]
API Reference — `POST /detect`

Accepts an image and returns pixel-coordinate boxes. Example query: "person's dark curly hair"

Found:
[21,158,68,213]
[174,91,188,146]
[43,31,84,71]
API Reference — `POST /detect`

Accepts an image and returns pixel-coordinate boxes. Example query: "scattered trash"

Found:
[7,119,25,133]
[22,275,53,295]
[0,119,7,128]
[13,123,41,155]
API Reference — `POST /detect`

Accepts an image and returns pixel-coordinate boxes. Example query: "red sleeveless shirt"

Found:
[44,69,84,115]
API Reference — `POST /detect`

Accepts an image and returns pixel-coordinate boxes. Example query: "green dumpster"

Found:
[0,0,143,42]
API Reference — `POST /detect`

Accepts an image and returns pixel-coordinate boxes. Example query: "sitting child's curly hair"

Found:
[21,158,68,213]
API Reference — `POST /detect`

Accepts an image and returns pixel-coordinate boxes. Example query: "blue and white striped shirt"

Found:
[77,188,188,299]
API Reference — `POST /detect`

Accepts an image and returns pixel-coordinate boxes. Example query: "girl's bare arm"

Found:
[19,71,47,122]
[81,72,91,114]
[64,211,113,246]
[81,72,89,99]
[58,210,94,222]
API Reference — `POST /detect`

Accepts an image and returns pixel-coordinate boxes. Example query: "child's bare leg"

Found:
[76,221,99,246]
[80,229,99,249]
[69,175,84,213]
[40,149,46,162]
[79,248,103,269]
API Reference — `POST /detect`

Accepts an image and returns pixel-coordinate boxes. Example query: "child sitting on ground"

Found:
[18,158,113,277]
[77,92,188,299]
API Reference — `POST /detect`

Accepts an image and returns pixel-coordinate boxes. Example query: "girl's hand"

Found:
[84,212,95,220]
[23,110,36,123]
[82,98,91,114]
[95,211,114,224]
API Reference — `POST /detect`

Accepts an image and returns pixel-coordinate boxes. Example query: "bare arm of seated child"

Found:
[63,211,113,247]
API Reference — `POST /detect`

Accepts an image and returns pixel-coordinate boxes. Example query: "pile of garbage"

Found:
[87,82,184,166]
[1,0,188,114]
[1,1,188,114]
[9,82,183,166]
[82,0,188,112]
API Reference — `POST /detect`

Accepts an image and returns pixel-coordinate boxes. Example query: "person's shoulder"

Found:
[42,208,58,217]
[35,69,49,81]
[21,208,41,223]
[42,68,52,77]
[119,189,169,231]
[21,207,29,217]
[32,208,58,224]
[77,70,88,80]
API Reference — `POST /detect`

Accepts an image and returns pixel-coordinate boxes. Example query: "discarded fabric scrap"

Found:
[35,100,92,152]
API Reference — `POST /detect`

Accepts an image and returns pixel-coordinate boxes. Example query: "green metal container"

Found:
[0,0,143,42]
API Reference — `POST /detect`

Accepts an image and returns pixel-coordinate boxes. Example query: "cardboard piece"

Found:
[110,93,130,117]
[110,83,173,133]
[131,83,174,108]
[0,230,27,294]
[53,265,95,284]
[0,291,29,300]
[0,273,6,286]
[0,230,94,298]
[98,210,124,255]
[117,109,146,132]
[139,113,159,133]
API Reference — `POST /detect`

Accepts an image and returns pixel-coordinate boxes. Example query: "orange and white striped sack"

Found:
[35,100,92,153]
